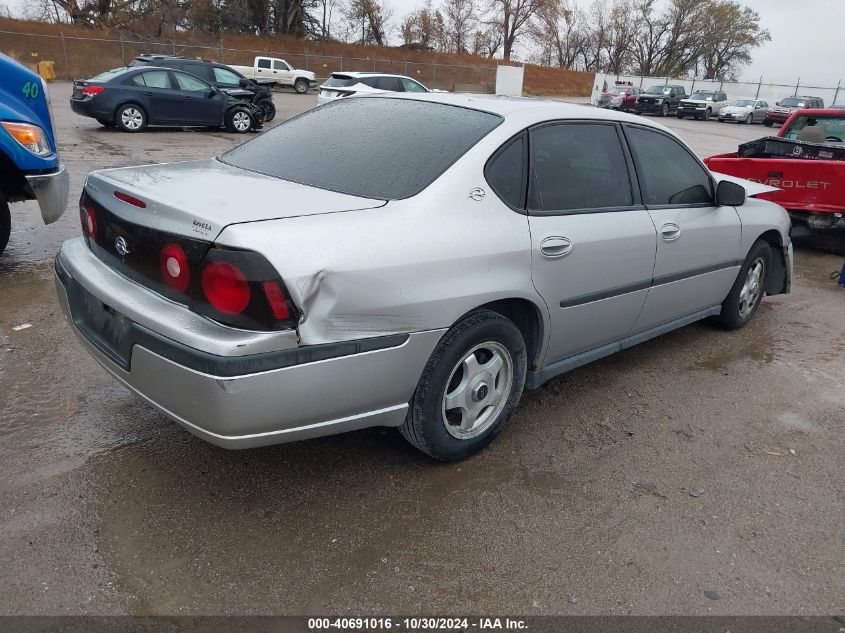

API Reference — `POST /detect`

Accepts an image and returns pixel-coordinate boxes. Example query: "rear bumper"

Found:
[25,164,68,225]
[55,238,445,449]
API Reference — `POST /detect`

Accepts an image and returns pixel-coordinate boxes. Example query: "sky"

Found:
[2,0,843,85]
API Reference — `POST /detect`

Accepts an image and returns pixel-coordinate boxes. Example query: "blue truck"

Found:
[0,52,68,256]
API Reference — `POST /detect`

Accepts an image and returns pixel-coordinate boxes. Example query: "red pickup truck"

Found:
[705,108,845,253]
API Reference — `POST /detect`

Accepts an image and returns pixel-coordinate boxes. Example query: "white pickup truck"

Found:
[229,56,316,94]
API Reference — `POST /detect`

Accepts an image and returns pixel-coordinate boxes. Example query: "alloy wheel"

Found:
[441,341,514,440]
[121,107,143,130]
[738,258,765,320]
[232,111,251,132]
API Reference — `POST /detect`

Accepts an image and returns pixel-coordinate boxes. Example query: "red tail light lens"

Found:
[80,203,97,241]
[81,85,105,97]
[114,191,147,208]
[201,261,251,315]
[160,243,190,293]
[262,281,291,321]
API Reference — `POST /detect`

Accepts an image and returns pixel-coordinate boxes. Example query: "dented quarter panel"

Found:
[735,197,792,253]
[214,120,549,349]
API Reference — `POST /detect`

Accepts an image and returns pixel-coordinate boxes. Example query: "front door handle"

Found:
[540,236,573,258]
[660,223,681,241]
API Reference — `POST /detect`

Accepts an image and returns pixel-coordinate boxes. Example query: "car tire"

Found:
[0,197,10,257]
[704,108,711,121]
[115,104,147,133]
[258,98,276,122]
[294,79,309,94]
[764,119,773,127]
[677,110,684,119]
[715,240,771,331]
[96,118,115,127]
[746,113,753,124]
[717,118,725,123]
[399,310,527,461]
[225,107,253,133]
[661,103,669,117]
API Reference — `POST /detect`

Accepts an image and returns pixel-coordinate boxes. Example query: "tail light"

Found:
[191,248,298,330]
[79,200,97,242]
[81,85,105,97]
[160,243,190,293]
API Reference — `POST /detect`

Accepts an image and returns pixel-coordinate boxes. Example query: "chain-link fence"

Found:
[1,29,500,92]
[592,72,844,107]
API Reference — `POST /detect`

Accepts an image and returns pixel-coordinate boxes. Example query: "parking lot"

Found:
[1,83,843,615]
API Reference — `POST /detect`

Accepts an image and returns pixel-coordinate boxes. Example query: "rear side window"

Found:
[376,77,402,91]
[625,126,712,206]
[529,123,633,212]
[323,76,357,87]
[128,71,170,89]
[184,63,211,82]
[257,58,271,69]
[485,135,525,208]
[221,98,502,200]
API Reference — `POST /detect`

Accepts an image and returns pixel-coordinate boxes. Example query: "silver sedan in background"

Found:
[718,98,771,123]
[55,94,792,461]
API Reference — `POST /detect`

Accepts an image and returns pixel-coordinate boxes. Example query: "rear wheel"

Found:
[0,197,10,257]
[677,110,684,119]
[115,104,146,132]
[400,310,527,461]
[225,107,253,133]
[294,79,309,94]
[715,240,770,330]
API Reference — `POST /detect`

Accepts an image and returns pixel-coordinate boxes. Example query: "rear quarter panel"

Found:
[213,129,546,348]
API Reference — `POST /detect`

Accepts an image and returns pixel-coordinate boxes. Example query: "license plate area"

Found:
[67,276,134,370]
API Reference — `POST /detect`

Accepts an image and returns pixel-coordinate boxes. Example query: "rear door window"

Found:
[528,122,634,212]
[625,126,713,206]
[129,70,171,89]
[376,77,403,92]
[221,97,502,199]
[257,58,271,69]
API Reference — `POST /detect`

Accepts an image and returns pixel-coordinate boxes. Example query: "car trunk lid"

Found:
[84,158,387,241]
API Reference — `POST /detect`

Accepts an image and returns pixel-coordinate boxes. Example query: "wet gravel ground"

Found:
[1,83,843,616]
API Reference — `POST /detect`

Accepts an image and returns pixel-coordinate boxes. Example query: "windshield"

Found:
[89,68,127,82]
[221,98,503,199]
[690,92,715,101]
[782,115,845,142]
[645,86,674,95]
[729,100,755,107]
[779,97,807,108]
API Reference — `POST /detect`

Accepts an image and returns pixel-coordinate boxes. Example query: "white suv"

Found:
[318,72,429,105]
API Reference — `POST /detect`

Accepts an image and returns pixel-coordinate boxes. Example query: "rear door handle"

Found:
[540,236,573,258]
[143,91,154,96]
[660,223,681,241]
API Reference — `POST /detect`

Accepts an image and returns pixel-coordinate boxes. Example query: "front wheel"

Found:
[763,119,773,127]
[715,240,770,330]
[400,310,527,461]
[294,79,309,94]
[257,97,276,122]
[0,197,10,257]
[225,107,253,133]
[661,103,669,117]
[703,108,711,121]
[746,113,753,124]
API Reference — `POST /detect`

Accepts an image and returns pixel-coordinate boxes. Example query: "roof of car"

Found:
[360,92,671,130]
[330,71,417,80]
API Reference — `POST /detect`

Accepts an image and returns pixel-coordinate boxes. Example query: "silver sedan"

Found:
[55,93,792,461]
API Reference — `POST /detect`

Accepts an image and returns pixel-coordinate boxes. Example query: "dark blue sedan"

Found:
[70,66,260,133]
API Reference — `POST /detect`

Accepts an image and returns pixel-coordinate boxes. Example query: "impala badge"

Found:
[469,187,486,201]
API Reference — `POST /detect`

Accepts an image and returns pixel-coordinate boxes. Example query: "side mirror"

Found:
[207,86,220,98]
[238,78,250,88]
[716,180,746,207]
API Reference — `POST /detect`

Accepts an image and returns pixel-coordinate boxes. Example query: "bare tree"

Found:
[488,0,548,60]
[471,26,502,58]
[344,0,390,45]
[441,0,477,53]
[699,0,769,79]
[530,0,584,68]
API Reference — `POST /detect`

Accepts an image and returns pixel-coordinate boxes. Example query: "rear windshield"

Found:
[220,98,503,199]
[645,86,675,95]
[730,100,755,107]
[690,92,715,100]
[323,76,359,87]
[89,68,128,82]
